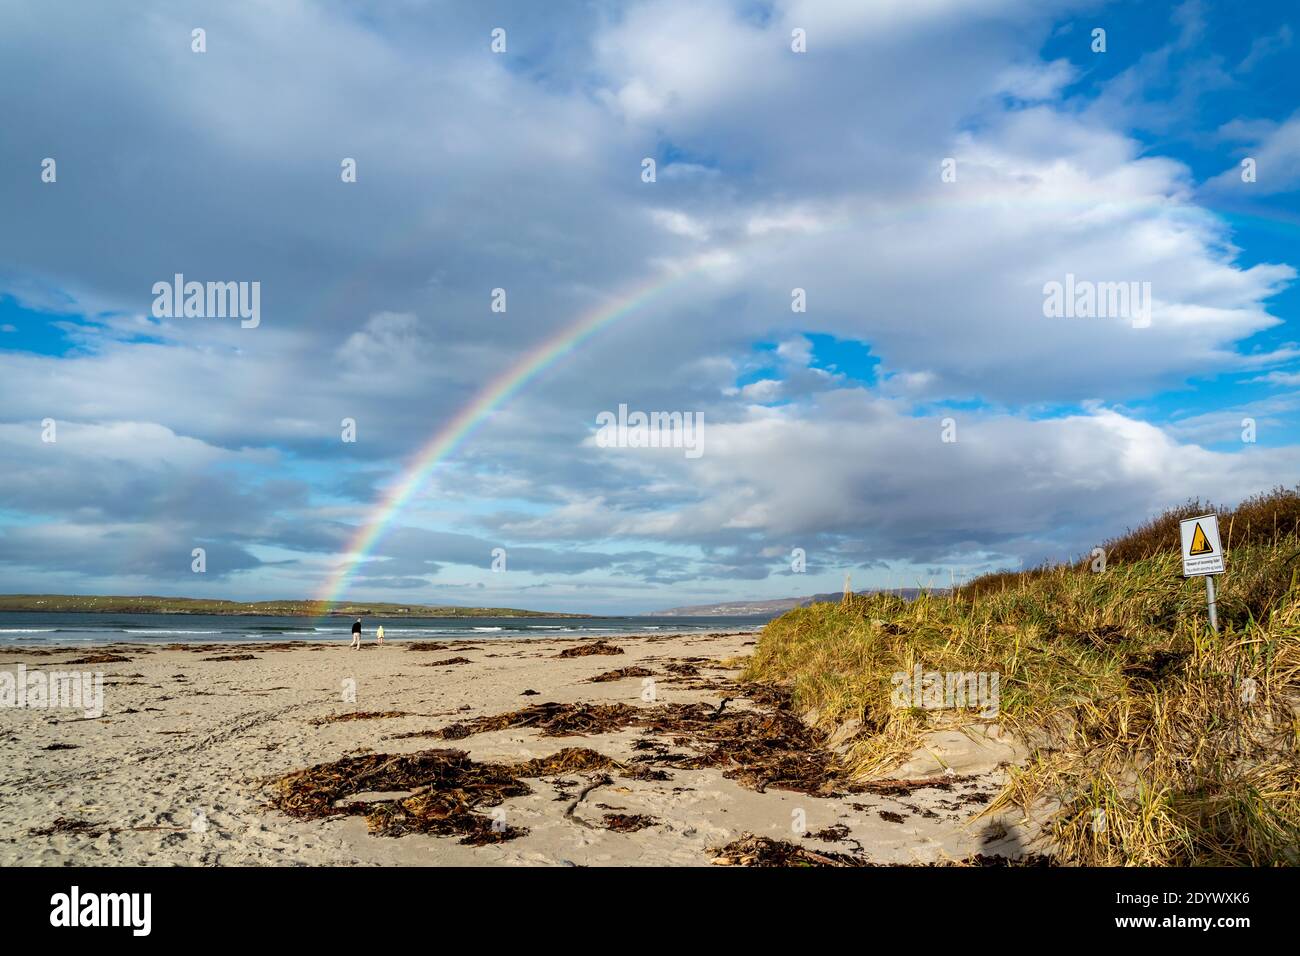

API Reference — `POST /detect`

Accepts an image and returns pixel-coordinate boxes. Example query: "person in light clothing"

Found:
[350,617,362,650]
[376,624,385,646]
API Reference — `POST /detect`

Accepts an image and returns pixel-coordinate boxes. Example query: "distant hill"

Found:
[0,594,584,618]
[651,588,934,617]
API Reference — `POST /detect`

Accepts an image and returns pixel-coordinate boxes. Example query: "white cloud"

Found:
[1206,111,1300,196]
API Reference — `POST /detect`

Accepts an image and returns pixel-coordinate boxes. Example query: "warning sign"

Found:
[1180,513,1225,577]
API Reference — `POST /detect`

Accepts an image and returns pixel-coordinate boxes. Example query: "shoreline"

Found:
[0,625,769,649]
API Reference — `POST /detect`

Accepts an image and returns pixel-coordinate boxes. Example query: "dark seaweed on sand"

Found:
[268,746,659,844]
[806,824,851,842]
[556,641,624,658]
[710,835,869,867]
[602,813,657,832]
[400,701,642,740]
[710,834,1056,867]
[403,684,845,796]
[310,710,409,726]
[270,748,529,844]
[587,666,653,683]
[420,657,472,667]
[29,817,107,838]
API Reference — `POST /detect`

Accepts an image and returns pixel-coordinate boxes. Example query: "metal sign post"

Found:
[1205,575,1218,633]
[1180,514,1225,633]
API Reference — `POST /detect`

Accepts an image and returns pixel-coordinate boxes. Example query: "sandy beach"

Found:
[0,632,1036,867]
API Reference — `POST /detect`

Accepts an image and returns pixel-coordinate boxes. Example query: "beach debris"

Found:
[557,641,624,658]
[267,744,673,845]
[405,643,470,652]
[664,660,703,677]
[29,817,107,838]
[310,710,408,726]
[588,666,654,683]
[631,688,841,795]
[408,685,845,796]
[403,701,643,740]
[850,775,967,796]
[202,654,258,662]
[710,834,1055,867]
[499,747,622,777]
[41,743,80,751]
[520,689,539,696]
[806,824,851,842]
[710,835,867,867]
[63,653,132,665]
[419,657,472,667]
[602,813,657,832]
[878,810,907,823]
[269,748,530,844]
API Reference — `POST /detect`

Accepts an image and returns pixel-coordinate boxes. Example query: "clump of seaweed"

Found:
[664,660,703,676]
[310,711,409,726]
[268,745,665,844]
[499,747,622,776]
[557,641,624,658]
[269,748,530,844]
[588,666,654,683]
[710,835,868,867]
[602,813,657,832]
[405,687,849,796]
[63,653,132,665]
[652,697,842,795]
[29,817,106,838]
[420,657,472,667]
[403,701,642,740]
[203,654,258,662]
[806,824,851,842]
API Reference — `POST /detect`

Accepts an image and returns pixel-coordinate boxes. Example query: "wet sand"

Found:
[0,632,1035,866]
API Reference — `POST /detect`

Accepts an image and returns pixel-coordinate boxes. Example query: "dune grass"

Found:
[745,492,1300,865]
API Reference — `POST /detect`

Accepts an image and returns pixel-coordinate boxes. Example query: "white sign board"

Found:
[1179,513,1225,577]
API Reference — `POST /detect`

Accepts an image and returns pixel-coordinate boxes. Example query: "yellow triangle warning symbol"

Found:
[1189,522,1213,556]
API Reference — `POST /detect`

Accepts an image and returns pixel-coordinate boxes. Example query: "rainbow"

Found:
[313,261,708,610]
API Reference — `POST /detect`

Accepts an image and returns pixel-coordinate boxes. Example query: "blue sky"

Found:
[0,0,1297,613]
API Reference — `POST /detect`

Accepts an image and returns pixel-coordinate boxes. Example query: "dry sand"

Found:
[0,632,1037,866]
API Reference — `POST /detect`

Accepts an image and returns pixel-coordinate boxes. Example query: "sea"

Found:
[0,612,773,646]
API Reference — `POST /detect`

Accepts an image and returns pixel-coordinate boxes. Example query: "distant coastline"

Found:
[0,594,586,618]
[653,588,933,616]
